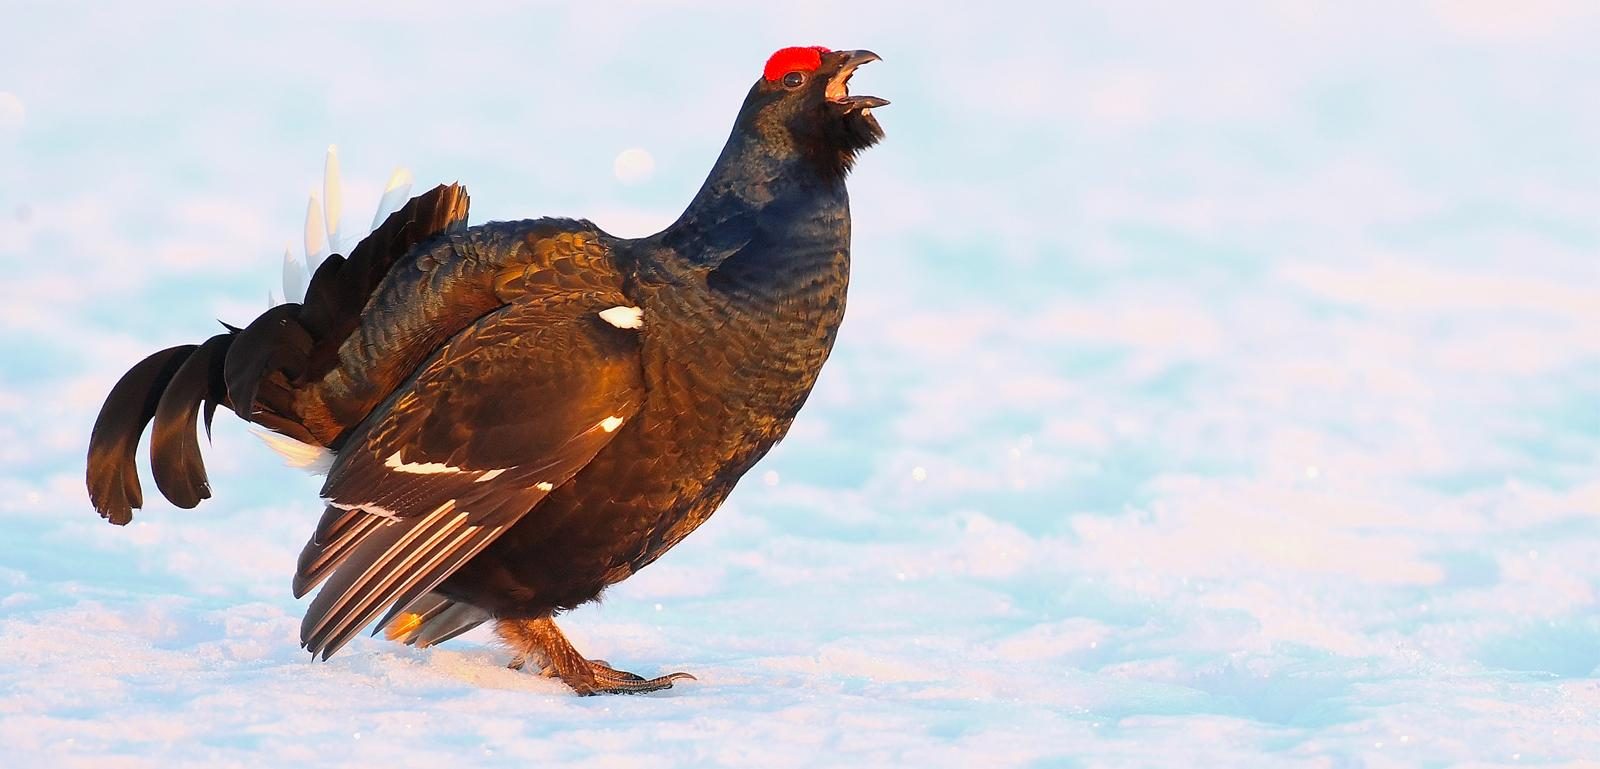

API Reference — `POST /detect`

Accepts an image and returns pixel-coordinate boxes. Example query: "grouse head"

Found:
[739,46,887,182]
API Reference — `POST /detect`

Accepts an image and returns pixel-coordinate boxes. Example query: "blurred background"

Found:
[2,2,1598,766]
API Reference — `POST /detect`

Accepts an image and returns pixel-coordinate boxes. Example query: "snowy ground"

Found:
[3,2,1600,767]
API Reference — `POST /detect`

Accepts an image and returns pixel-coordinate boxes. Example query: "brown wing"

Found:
[296,294,645,659]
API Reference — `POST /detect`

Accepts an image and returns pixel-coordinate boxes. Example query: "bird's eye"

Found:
[782,71,805,88]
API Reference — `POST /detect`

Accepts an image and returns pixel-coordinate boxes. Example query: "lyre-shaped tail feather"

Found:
[87,345,197,524]
[149,333,234,509]
[88,175,469,525]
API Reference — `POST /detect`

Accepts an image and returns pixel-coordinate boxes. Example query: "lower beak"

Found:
[828,50,889,110]
[839,95,889,111]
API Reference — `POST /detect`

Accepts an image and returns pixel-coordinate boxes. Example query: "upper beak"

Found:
[827,50,889,110]
[842,50,882,69]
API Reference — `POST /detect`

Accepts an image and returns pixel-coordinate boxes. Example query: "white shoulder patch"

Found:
[599,415,625,433]
[535,482,554,492]
[252,428,334,475]
[598,305,644,329]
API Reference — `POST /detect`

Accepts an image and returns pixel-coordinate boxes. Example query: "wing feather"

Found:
[303,502,484,657]
[293,505,388,598]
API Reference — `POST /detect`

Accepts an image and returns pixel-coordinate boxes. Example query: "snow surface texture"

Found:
[3,2,1599,767]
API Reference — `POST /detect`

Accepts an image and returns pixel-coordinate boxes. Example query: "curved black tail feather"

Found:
[150,332,234,509]
[87,344,201,525]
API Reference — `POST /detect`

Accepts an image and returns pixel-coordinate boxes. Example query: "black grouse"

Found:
[84,46,885,694]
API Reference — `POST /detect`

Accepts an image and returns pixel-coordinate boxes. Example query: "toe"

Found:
[589,670,695,694]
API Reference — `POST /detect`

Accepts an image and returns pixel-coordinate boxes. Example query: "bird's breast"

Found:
[634,225,849,461]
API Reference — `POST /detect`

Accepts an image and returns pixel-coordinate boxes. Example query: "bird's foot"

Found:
[496,617,694,696]
[571,659,695,696]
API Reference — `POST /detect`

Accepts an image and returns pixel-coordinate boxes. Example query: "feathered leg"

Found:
[494,617,693,696]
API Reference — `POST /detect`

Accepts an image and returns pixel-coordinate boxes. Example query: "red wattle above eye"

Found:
[764,46,830,82]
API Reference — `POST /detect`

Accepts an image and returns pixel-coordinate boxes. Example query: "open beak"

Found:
[826,50,889,112]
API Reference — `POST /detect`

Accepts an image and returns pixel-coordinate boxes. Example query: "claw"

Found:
[578,669,695,696]
[495,617,696,696]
